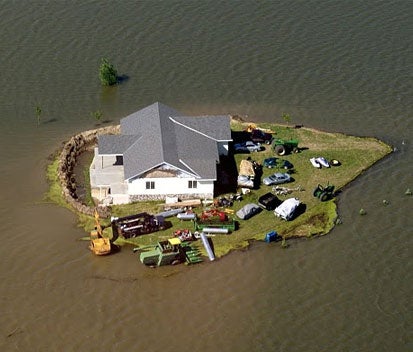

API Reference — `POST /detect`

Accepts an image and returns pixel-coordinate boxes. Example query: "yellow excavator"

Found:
[89,209,112,256]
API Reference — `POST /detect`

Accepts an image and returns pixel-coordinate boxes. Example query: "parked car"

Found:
[250,129,273,144]
[263,157,278,168]
[234,141,261,153]
[258,192,282,210]
[236,203,262,220]
[263,157,294,170]
[274,198,300,221]
[262,172,291,186]
[280,160,294,170]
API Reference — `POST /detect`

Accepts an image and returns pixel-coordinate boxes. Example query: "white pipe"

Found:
[200,232,215,261]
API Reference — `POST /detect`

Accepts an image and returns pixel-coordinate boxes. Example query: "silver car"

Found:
[234,141,261,153]
[262,172,291,186]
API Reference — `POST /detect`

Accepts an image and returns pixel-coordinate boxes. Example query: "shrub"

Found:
[99,58,118,86]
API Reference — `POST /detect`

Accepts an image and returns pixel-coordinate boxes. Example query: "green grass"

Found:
[46,121,392,258]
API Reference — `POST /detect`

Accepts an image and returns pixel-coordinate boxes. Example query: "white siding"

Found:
[128,177,214,197]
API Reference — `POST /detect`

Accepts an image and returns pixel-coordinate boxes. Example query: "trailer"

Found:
[194,210,236,232]
[111,212,171,239]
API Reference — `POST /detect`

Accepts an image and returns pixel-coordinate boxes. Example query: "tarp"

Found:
[274,198,300,221]
[239,160,255,177]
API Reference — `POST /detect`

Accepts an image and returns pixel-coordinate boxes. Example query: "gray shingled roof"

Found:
[97,102,232,180]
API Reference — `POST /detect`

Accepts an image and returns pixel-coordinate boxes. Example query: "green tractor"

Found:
[313,183,335,201]
[272,138,299,156]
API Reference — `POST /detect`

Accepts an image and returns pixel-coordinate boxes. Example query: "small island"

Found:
[46,104,392,261]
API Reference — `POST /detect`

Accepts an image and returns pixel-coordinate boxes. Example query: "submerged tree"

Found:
[281,112,291,125]
[35,105,42,125]
[99,58,118,86]
[91,110,103,123]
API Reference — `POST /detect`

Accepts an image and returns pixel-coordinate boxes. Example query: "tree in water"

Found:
[35,105,42,125]
[281,112,291,125]
[91,110,103,124]
[99,58,118,86]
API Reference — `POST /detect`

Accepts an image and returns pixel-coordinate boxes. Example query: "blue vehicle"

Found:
[263,157,294,170]
[263,157,278,168]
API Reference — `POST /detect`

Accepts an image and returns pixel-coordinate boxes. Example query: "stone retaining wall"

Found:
[129,193,213,203]
[57,125,120,218]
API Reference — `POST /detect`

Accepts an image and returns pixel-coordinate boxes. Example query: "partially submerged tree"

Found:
[91,110,103,123]
[281,112,291,125]
[99,58,118,86]
[35,105,42,125]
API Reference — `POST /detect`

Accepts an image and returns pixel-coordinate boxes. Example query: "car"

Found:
[250,129,273,144]
[280,160,294,170]
[234,141,261,153]
[258,192,282,210]
[263,157,294,170]
[274,198,301,221]
[262,172,291,186]
[263,157,278,168]
[236,203,262,220]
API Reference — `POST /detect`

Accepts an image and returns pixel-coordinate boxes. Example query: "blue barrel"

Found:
[265,231,278,243]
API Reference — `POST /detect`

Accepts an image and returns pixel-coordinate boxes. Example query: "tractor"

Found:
[313,183,335,201]
[272,138,299,156]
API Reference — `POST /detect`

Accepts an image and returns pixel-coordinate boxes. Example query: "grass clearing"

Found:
[46,121,392,258]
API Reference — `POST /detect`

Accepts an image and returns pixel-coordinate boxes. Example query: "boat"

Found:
[316,157,330,168]
[310,157,321,168]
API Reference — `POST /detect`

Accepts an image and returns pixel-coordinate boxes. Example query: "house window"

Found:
[188,180,197,189]
[146,181,155,189]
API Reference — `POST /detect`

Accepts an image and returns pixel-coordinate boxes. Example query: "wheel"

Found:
[320,192,329,201]
[313,187,321,197]
[275,145,286,156]
[293,147,299,153]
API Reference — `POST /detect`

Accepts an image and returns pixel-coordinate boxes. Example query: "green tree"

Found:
[99,58,118,86]
[91,110,103,123]
[281,112,291,125]
[35,105,42,125]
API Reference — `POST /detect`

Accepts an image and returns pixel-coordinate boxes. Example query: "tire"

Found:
[293,147,299,153]
[275,145,286,156]
[320,192,329,202]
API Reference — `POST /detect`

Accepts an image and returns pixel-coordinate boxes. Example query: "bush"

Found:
[99,58,118,86]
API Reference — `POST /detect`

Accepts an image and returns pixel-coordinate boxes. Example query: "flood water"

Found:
[0,1,411,351]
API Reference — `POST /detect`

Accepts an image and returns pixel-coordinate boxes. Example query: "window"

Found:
[188,180,197,189]
[146,181,155,189]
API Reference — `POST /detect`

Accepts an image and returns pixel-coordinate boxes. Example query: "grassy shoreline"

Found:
[45,121,392,258]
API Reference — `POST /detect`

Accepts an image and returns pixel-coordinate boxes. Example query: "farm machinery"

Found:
[272,138,299,156]
[313,183,335,201]
[137,238,203,267]
[89,210,112,256]
[111,212,171,239]
[194,209,236,232]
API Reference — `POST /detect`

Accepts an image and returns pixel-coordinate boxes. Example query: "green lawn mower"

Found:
[313,183,335,201]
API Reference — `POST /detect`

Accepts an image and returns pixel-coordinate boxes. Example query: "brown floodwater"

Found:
[0,1,411,351]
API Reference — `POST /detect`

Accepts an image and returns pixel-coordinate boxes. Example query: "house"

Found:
[90,102,232,205]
